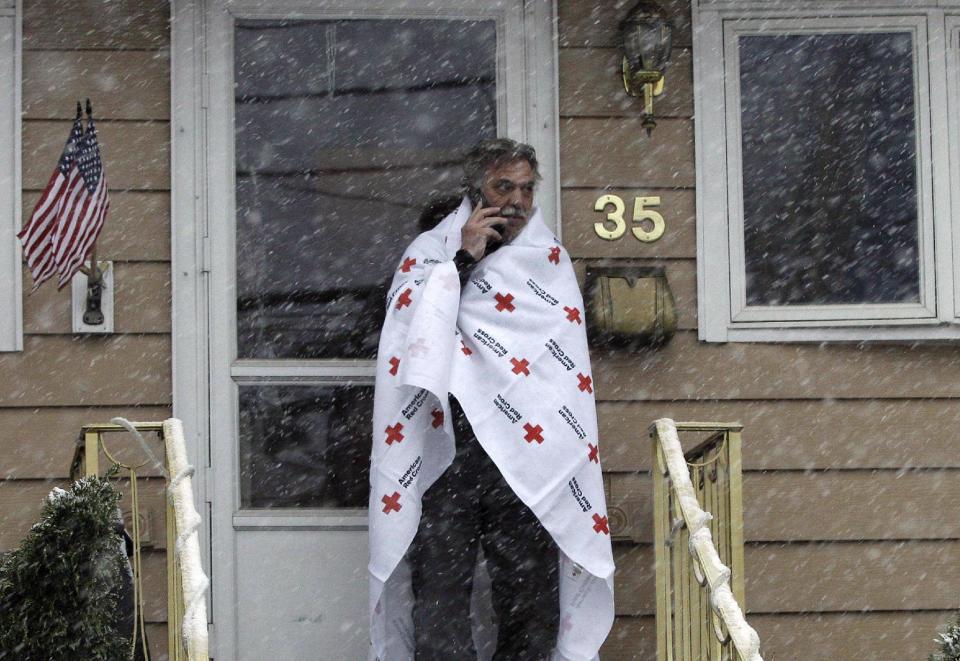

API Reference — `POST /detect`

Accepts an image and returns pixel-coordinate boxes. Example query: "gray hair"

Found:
[460,137,541,194]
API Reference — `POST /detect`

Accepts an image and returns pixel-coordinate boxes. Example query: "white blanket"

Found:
[369,198,615,661]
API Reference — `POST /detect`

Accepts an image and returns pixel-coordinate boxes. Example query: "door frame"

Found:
[171,0,560,657]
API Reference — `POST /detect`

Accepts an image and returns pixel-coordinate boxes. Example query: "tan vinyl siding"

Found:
[23,51,170,121]
[1,2,172,658]
[1,405,171,478]
[22,0,169,50]
[609,541,960,617]
[599,399,960,471]
[608,611,954,660]
[607,470,960,543]
[560,48,694,119]
[594,334,960,400]
[558,0,692,50]
[557,0,954,658]
[23,262,171,333]
[0,478,168,550]
[0,335,170,404]
[23,121,170,190]
[561,188,696,259]
[560,118,695,188]
[21,192,172,260]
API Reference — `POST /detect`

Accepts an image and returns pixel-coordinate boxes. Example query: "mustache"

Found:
[499,204,528,220]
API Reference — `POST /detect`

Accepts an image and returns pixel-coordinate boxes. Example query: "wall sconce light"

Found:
[586,266,677,348]
[620,1,673,136]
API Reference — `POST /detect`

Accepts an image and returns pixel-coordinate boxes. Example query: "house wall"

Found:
[0,0,172,657]
[557,1,959,658]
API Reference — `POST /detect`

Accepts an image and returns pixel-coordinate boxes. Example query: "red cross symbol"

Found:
[388,356,400,376]
[588,443,599,463]
[548,247,561,264]
[399,257,417,273]
[460,340,473,356]
[431,409,444,429]
[384,423,404,445]
[382,492,402,514]
[577,373,593,394]
[395,288,413,310]
[523,422,544,444]
[564,306,582,325]
[439,270,460,291]
[409,337,429,357]
[494,292,515,312]
[592,513,609,535]
[510,357,530,376]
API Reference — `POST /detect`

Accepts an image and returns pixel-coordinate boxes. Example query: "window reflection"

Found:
[238,385,373,509]
[234,19,497,358]
[739,32,920,306]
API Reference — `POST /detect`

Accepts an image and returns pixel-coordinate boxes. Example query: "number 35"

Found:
[593,194,665,242]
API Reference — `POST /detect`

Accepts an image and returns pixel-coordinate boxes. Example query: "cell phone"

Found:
[470,188,506,256]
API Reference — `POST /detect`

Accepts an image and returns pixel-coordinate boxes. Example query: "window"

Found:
[230,14,501,510]
[694,2,960,341]
[0,0,19,352]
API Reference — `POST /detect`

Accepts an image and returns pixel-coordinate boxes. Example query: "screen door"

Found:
[199,2,542,656]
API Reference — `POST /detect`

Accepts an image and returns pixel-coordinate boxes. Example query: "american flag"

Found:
[17,114,110,291]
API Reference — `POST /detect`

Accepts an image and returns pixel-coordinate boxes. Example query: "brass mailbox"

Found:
[586,266,677,346]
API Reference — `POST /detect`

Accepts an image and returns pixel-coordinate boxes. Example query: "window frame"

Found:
[694,1,960,342]
[946,15,960,320]
[0,0,20,352]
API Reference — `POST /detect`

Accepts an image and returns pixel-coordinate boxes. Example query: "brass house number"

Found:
[593,194,665,242]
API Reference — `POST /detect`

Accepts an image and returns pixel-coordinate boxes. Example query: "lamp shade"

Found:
[619,1,673,77]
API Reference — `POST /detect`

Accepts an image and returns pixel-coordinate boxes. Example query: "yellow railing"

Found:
[650,419,762,661]
[71,418,209,661]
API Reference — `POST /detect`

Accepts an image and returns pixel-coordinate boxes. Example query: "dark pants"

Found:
[410,397,560,660]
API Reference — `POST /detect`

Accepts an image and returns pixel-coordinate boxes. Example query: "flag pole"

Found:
[84,98,100,286]
[74,100,95,281]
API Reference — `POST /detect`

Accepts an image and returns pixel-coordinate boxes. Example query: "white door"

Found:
[198,1,558,658]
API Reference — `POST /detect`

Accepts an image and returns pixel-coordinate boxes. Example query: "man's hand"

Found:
[461,206,507,261]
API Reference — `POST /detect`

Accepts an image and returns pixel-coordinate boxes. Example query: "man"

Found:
[369,139,614,661]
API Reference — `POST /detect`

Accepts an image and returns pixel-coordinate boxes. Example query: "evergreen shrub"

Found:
[0,475,130,660]
[931,612,960,661]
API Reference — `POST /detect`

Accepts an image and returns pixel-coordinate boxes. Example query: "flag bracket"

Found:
[78,243,105,324]
[71,259,114,334]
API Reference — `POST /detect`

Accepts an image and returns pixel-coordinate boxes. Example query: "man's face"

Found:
[479,159,536,244]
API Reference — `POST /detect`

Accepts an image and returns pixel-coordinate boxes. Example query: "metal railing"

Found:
[71,418,209,661]
[650,418,762,661]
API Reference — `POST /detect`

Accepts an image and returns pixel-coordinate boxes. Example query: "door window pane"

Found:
[738,32,920,306]
[234,19,497,358]
[239,385,373,508]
